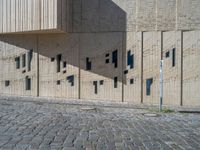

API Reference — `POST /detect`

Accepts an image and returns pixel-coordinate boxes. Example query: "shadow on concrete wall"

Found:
[0,0,127,83]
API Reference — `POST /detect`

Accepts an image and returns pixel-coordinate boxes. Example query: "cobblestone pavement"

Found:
[0,99,200,150]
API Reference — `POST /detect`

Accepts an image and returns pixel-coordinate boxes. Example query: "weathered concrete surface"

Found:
[0,97,200,150]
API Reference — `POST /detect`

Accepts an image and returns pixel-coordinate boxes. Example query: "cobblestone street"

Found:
[0,98,200,150]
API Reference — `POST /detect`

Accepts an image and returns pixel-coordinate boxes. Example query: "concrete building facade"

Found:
[0,0,200,107]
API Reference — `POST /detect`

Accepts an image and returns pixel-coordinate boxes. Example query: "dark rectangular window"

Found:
[100,80,104,85]
[130,78,134,84]
[146,78,153,96]
[105,59,109,64]
[105,53,109,57]
[28,50,33,71]
[124,70,128,75]
[5,80,10,87]
[22,70,26,74]
[127,50,134,69]
[56,54,62,72]
[15,57,20,69]
[26,76,31,90]
[51,58,55,62]
[63,70,66,74]
[57,80,61,85]
[86,57,92,70]
[67,75,74,86]
[22,54,26,67]
[112,50,118,68]
[165,51,170,58]
[172,48,176,67]
[93,81,98,94]
[63,61,67,68]
[114,77,118,88]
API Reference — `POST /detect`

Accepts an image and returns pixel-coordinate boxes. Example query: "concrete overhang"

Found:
[0,0,68,34]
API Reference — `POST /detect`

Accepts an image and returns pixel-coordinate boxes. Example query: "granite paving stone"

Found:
[0,98,200,150]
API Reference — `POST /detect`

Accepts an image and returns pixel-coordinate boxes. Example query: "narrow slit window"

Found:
[15,57,20,69]
[172,48,176,67]
[25,76,31,90]
[22,54,26,67]
[127,50,134,69]
[93,81,98,94]
[86,57,92,70]
[114,77,118,88]
[56,54,62,72]
[28,50,33,71]
[112,50,118,68]
[146,78,153,96]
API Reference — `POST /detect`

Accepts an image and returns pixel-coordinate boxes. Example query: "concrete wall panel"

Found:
[162,31,181,106]
[80,32,123,102]
[177,0,200,30]
[123,32,142,103]
[0,35,38,96]
[183,31,200,106]
[142,32,161,104]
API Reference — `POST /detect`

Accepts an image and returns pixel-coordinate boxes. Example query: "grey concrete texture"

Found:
[1,0,200,33]
[0,97,200,150]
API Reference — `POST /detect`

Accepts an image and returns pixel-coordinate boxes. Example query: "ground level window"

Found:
[93,81,98,94]
[172,48,176,67]
[146,78,153,96]
[26,76,31,90]
[114,77,118,88]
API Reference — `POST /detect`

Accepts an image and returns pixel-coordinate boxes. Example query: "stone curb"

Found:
[0,94,200,111]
